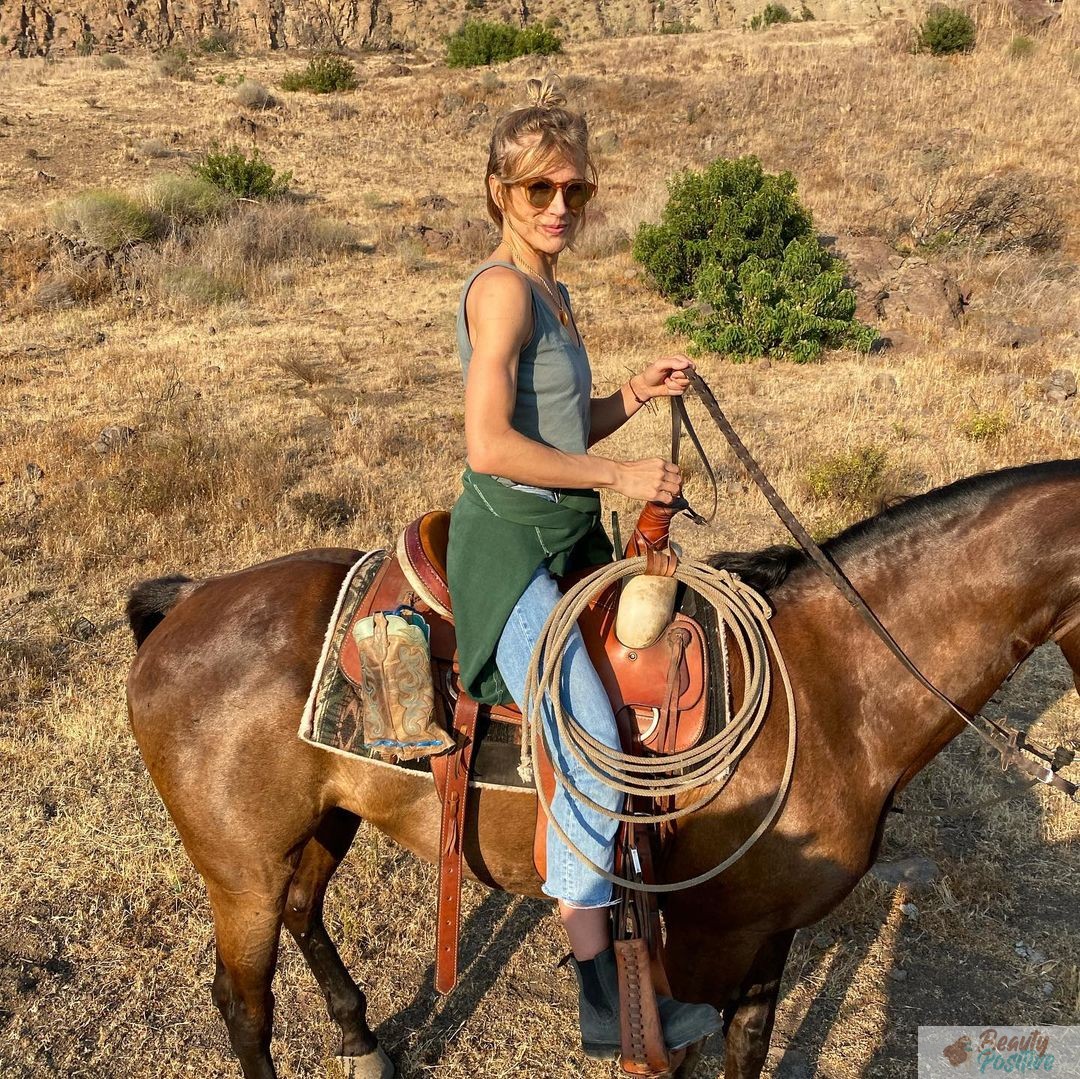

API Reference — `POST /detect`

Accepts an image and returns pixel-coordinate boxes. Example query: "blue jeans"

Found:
[495,565,624,907]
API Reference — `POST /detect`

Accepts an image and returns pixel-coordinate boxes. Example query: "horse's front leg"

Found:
[665,924,795,1079]
[719,929,796,1079]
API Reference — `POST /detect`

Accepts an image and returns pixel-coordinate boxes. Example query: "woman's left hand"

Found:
[630,354,694,402]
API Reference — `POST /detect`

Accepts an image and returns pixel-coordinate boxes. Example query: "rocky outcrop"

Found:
[0,0,921,56]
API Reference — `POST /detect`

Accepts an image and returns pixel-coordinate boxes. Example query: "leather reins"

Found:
[671,369,1078,802]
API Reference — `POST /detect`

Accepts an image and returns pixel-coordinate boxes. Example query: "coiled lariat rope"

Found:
[518,555,797,893]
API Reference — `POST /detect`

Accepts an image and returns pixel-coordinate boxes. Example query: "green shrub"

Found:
[804,446,889,513]
[958,409,1008,443]
[191,145,291,200]
[659,20,700,33]
[280,53,357,93]
[749,3,793,29]
[144,174,232,227]
[1007,34,1035,60]
[51,190,161,251]
[76,27,95,57]
[632,155,876,363]
[97,54,126,70]
[445,19,562,67]
[800,4,816,19]
[917,5,975,55]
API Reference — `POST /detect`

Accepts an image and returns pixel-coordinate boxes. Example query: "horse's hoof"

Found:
[338,1046,395,1079]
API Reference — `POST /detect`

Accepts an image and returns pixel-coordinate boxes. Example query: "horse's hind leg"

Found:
[207,878,290,1079]
[284,808,394,1079]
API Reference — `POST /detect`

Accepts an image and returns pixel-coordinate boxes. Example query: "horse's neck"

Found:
[786,483,1080,795]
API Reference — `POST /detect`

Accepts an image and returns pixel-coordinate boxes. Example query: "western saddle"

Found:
[337,504,709,1073]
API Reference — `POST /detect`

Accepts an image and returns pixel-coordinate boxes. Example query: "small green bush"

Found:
[632,155,876,363]
[97,54,126,70]
[917,5,976,55]
[958,410,1008,443]
[659,20,701,33]
[749,3,793,29]
[1007,34,1035,60]
[51,190,161,251]
[804,446,889,513]
[445,19,562,67]
[191,145,291,200]
[280,53,357,93]
[144,174,232,227]
[76,27,95,57]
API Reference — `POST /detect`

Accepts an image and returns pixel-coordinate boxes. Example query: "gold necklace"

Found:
[502,239,570,327]
[518,261,569,327]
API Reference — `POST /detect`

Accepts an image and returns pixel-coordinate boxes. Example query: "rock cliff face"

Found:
[0,0,749,57]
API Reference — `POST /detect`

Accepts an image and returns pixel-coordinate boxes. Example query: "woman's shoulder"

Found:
[462,260,533,314]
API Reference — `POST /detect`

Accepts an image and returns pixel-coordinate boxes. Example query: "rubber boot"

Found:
[567,947,722,1060]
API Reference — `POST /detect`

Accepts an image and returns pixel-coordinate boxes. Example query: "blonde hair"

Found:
[484,73,597,238]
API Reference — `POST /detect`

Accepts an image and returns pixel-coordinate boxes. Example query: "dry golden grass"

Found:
[1,15,1078,1079]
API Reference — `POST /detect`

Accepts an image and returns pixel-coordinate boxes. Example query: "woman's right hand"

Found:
[611,458,683,503]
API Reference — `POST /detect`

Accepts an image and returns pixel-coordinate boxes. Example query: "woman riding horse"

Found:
[444,73,721,1058]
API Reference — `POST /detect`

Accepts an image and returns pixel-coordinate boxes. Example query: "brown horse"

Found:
[125,459,1080,1079]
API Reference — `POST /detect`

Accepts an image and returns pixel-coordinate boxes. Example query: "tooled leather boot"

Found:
[567,946,722,1060]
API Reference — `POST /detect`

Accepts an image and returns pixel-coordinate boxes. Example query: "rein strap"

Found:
[673,370,1077,802]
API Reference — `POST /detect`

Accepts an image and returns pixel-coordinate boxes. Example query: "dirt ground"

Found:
[1,10,1078,1079]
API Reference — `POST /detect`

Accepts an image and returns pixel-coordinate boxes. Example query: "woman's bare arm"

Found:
[463,267,679,501]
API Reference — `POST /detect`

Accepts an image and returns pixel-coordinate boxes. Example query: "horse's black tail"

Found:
[126,575,198,648]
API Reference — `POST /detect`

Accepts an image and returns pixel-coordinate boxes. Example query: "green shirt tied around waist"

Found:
[447,468,614,706]
[448,258,613,705]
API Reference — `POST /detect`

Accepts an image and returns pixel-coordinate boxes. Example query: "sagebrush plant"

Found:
[633,156,876,362]
[191,145,292,199]
[1008,35,1035,60]
[445,20,562,67]
[804,446,890,513]
[917,5,976,55]
[51,190,161,250]
[280,54,357,93]
[143,174,231,228]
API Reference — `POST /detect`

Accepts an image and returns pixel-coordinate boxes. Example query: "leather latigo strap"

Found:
[430,690,479,994]
[614,937,671,1076]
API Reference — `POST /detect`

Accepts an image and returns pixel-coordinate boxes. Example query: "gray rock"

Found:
[871,856,940,886]
[756,357,772,370]
[889,968,908,981]
[417,194,454,211]
[92,425,136,455]
[880,258,965,326]
[879,329,919,355]
[1049,369,1077,396]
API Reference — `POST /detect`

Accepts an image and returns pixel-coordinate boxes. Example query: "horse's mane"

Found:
[707,458,1080,594]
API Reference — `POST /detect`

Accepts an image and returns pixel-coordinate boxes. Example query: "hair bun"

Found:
[525,73,566,110]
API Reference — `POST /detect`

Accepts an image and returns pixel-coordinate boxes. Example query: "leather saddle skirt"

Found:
[338,511,710,756]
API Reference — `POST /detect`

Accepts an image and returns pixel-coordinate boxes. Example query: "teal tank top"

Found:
[456,259,592,456]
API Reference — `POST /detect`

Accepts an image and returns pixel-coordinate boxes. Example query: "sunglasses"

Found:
[507,177,598,212]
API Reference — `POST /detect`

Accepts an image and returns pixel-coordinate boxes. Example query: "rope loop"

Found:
[520,555,797,893]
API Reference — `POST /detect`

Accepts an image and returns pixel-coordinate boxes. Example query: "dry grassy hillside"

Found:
[1,11,1079,1079]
